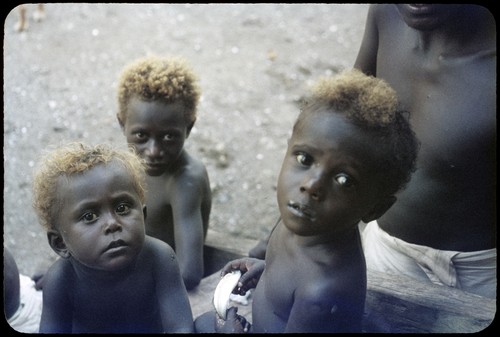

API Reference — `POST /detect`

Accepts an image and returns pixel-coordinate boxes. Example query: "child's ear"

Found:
[142,205,147,220]
[47,230,71,259]
[116,113,125,131]
[361,196,397,223]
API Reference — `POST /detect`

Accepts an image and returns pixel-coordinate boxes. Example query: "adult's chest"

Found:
[377,48,495,168]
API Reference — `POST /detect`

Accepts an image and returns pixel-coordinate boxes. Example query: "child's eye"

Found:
[81,212,98,223]
[133,132,147,141]
[335,174,354,187]
[296,152,313,166]
[163,133,175,141]
[116,203,131,215]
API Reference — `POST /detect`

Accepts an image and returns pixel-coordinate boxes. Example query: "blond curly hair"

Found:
[297,69,419,195]
[33,142,146,231]
[116,55,200,126]
[310,68,398,127]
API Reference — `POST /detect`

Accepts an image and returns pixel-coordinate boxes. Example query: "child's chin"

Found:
[146,167,165,176]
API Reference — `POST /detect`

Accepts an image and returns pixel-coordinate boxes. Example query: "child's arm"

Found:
[39,260,73,333]
[170,173,207,290]
[150,237,194,333]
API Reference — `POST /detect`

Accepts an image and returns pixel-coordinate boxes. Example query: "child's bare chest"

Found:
[146,175,175,205]
[259,247,322,319]
[72,275,161,332]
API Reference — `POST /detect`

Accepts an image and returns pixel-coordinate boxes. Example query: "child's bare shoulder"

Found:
[294,263,364,311]
[42,258,74,300]
[172,154,210,189]
[182,153,208,177]
[140,236,177,265]
[45,257,73,281]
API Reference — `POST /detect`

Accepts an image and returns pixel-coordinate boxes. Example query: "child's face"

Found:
[277,110,384,237]
[122,96,189,176]
[51,161,146,271]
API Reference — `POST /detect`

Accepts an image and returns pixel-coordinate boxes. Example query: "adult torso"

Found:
[374,6,496,250]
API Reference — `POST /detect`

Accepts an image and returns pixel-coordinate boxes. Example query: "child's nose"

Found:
[300,169,324,201]
[104,216,122,234]
[145,140,163,158]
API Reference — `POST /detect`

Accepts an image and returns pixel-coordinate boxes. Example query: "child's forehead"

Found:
[293,111,381,157]
[295,110,355,139]
[126,97,187,120]
[59,160,132,185]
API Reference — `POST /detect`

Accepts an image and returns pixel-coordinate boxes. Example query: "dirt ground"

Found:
[3,3,369,277]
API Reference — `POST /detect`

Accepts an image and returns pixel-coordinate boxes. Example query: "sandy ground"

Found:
[3,3,369,277]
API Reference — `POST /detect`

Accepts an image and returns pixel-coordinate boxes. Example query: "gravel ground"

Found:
[3,3,369,276]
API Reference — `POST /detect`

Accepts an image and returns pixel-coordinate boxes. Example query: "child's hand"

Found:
[215,307,251,333]
[221,258,265,295]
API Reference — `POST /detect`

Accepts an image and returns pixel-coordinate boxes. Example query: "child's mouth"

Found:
[105,239,127,252]
[287,201,316,221]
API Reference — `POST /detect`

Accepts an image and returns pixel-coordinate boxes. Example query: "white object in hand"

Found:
[213,270,241,320]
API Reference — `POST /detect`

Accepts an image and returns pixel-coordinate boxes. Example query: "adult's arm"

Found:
[353,4,380,75]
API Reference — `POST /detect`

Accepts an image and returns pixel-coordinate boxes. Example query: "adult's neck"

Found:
[414,6,495,57]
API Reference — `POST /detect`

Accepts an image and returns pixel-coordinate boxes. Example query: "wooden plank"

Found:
[205,229,258,258]
[363,270,496,333]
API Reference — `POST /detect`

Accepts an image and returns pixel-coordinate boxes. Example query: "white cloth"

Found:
[360,220,496,299]
[7,274,43,333]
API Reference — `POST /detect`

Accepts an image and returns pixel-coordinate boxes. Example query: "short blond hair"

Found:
[310,68,398,127]
[117,55,200,126]
[33,142,146,230]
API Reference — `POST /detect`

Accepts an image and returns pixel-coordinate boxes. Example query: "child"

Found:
[354,4,496,299]
[32,142,194,333]
[4,248,43,333]
[196,69,419,333]
[116,55,212,290]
